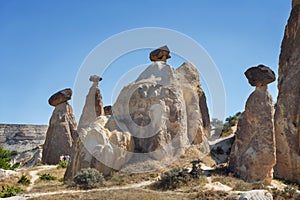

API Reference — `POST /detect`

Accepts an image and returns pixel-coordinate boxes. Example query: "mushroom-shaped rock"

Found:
[244,65,275,87]
[89,75,102,83]
[48,88,72,106]
[149,45,171,62]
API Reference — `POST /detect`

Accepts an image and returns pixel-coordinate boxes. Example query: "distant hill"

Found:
[0,124,48,167]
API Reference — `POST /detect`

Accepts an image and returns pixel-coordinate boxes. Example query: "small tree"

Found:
[73,168,104,189]
[0,146,17,170]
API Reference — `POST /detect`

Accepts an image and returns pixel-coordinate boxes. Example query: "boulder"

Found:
[210,135,235,164]
[42,101,77,164]
[48,88,72,107]
[229,66,276,184]
[244,65,276,87]
[104,105,112,116]
[238,190,273,200]
[78,75,104,128]
[274,4,300,183]
[149,45,171,62]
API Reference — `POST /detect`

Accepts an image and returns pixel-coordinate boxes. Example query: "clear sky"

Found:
[0,0,292,125]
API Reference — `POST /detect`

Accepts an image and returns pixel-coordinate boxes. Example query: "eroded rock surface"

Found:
[65,116,134,177]
[78,75,104,128]
[66,61,210,180]
[113,61,209,160]
[229,66,276,184]
[42,89,77,165]
[274,4,300,183]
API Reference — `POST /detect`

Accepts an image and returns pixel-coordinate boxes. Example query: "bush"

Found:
[153,168,191,190]
[57,160,68,169]
[17,175,31,185]
[0,146,17,170]
[39,173,57,181]
[73,168,105,189]
[0,185,21,198]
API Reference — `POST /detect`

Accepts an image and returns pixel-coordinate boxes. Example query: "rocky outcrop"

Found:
[112,61,209,160]
[176,62,210,144]
[210,135,235,164]
[42,89,77,165]
[65,116,134,178]
[293,0,300,8]
[66,49,210,180]
[274,4,300,183]
[0,124,47,166]
[78,75,105,128]
[229,65,276,184]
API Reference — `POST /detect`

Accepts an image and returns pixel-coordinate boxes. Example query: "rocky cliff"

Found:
[0,124,47,166]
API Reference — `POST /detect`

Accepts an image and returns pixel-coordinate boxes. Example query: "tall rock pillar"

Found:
[42,88,77,164]
[229,65,276,184]
[274,2,300,183]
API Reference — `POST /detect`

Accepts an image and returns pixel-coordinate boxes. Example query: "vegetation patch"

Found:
[39,173,57,181]
[17,175,31,185]
[0,185,22,198]
[73,168,105,189]
[0,146,18,170]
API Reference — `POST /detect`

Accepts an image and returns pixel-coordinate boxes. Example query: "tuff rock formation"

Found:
[274,3,300,183]
[112,61,209,160]
[42,88,77,165]
[229,65,276,184]
[293,0,300,8]
[65,49,210,180]
[78,75,105,128]
[65,116,134,178]
[65,75,133,179]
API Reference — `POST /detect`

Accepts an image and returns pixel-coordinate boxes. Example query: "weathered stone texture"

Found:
[274,4,300,183]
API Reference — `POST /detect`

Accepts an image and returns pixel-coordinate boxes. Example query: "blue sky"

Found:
[0,1,291,125]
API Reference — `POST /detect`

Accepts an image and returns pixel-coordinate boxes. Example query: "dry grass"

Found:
[30,167,68,193]
[28,188,196,200]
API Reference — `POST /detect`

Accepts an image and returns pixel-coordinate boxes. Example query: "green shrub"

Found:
[73,168,105,189]
[153,168,191,190]
[0,185,21,198]
[17,175,31,185]
[190,160,203,178]
[0,146,17,170]
[39,173,57,181]
[57,160,68,169]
